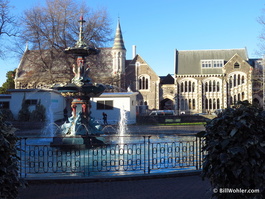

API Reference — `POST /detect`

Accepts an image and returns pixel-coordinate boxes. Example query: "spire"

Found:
[113,18,126,50]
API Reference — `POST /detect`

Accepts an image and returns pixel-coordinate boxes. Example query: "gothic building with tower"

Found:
[13,19,264,115]
[14,20,161,112]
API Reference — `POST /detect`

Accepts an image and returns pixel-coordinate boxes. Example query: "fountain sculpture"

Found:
[51,16,105,147]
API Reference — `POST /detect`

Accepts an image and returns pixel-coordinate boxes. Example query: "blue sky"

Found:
[0,0,264,86]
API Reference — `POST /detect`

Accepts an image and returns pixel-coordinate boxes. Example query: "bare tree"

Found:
[0,0,17,57]
[16,0,112,86]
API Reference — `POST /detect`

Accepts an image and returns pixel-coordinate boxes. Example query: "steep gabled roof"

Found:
[175,48,248,75]
[127,54,159,76]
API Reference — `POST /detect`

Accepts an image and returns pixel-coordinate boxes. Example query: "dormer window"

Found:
[201,60,224,68]
[234,62,240,69]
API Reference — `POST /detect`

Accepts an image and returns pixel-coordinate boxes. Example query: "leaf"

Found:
[230,128,238,137]
[228,146,244,155]
[233,169,242,178]
[260,142,265,147]
[220,153,228,164]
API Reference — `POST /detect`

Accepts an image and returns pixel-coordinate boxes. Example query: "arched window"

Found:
[238,74,241,85]
[209,99,212,109]
[242,76,245,84]
[192,99,196,109]
[217,99,220,109]
[234,62,240,68]
[205,82,208,92]
[213,80,216,92]
[242,92,245,100]
[181,82,184,92]
[192,82,195,92]
[234,74,236,87]
[139,75,149,90]
[213,99,216,109]
[205,98,208,109]
[185,81,188,92]
[188,81,191,92]
[217,82,220,92]
[209,81,212,92]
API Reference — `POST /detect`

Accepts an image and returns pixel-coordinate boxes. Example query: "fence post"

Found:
[195,136,198,170]
[143,136,151,174]
[147,136,151,174]
[198,137,202,170]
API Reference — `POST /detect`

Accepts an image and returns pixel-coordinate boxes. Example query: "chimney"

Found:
[132,45,136,58]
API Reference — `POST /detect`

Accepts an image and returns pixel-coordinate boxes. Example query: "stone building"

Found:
[13,18,263,115]
[14,20,161,111]
[173,48,261,114]
[125,54,160,110]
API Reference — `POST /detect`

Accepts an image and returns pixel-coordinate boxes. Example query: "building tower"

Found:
[112,19,126,89]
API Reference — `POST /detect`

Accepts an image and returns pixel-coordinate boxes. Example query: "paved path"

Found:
[18,175,212,199]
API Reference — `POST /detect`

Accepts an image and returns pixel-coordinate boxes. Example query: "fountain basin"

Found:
[50,135,105,149]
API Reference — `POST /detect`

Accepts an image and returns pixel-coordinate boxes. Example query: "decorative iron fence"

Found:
[17,135,204,178]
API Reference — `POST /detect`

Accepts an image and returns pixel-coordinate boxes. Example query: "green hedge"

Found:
[0,111,25,198]
[199,101,265,198]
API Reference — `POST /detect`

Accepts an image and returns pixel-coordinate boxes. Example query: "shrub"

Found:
[30,101,46,122]
[0,111,25,198]
[18,99,30,121]
[200,101,265,198]
[0,109,14,121]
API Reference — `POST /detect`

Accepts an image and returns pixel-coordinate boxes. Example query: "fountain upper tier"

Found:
[52,16,105,98]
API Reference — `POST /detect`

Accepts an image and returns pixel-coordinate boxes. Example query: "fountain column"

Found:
[51,16,105,147]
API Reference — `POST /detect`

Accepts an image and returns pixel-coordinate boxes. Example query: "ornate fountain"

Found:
[51,16,105,147]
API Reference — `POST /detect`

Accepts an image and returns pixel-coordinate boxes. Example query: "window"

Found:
[181,82,184,92]
[205,98,208,109]
[217,82,220,92]
[205,82,208,92]
[139,75,149,90]
[192,99,196,109]
[25,99,37,105]
[96,100,113,110]
[0,101,9,109]
[234,62,240,68]
[201,60,212,68]
[202,60,224,68]
[188,81,191,92]
[242,92,245,100]
[217,99,220,109]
